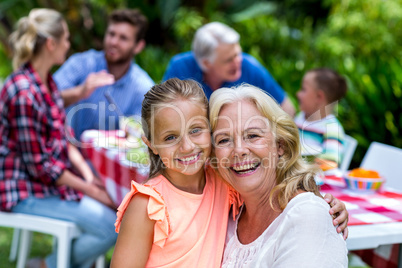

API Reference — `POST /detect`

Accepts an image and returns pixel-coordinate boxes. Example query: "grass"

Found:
[0,227,53,268]
[0,227,114,267]
[0,227,370,268]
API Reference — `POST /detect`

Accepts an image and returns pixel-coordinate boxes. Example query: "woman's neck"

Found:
[31,55,52,88]
[237,191,281,244]
[163,169,206,194]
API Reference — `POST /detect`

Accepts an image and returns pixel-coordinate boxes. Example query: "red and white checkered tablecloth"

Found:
[321,183,402,226]
[81,130,149,206]
[322,176,402,268]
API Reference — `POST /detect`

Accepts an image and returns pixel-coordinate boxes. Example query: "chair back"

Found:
[0,211,105,268]
[340,134,358,173]
[361,141,402,191]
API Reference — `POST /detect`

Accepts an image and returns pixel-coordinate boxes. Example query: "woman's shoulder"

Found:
[280,192,345,244]
[3,69,30,91]
[286,192,331,219]
[2,69,40,103]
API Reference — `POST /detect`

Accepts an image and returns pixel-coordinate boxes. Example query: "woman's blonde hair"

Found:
[209,84,321,210]
[9,8,65,70]
[141,78,209,179]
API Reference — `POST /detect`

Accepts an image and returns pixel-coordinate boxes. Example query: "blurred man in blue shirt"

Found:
[55,9,154,141]
[163,22,295,116]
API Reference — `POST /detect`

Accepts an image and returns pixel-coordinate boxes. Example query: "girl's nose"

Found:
[180,135,195,152]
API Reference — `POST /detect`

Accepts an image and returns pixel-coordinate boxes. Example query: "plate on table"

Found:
[323,168,347,187]
[94,135,141,151]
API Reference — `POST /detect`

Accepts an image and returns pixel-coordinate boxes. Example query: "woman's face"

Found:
[212,99,283,195]
[53,21,70,65]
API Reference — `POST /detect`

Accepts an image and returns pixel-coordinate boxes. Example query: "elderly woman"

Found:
[210,84,348,267]
[0,8,116,268]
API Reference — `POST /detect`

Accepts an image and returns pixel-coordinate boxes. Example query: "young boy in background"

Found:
[295,68,348,170]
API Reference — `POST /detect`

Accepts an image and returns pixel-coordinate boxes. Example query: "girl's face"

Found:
[147,100,211,178]
[53,21,70,66]
[296,72,321,118]
[212,99,283,196]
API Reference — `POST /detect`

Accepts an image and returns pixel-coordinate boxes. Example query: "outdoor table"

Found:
[81,130,149,206]
[322,175,402,267]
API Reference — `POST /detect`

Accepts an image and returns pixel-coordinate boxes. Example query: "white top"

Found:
[222,192,348,268]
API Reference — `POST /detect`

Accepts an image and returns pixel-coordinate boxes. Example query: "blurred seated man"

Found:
[54,9,154,141]
[163,22,295,116]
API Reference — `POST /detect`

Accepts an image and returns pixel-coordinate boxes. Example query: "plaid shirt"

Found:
[0,63,82,211]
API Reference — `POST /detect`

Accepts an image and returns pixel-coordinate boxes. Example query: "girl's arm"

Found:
[111,193,155,268]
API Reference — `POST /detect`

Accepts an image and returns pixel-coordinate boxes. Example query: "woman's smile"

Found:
[176,152,202,165]
[231,162,260,176]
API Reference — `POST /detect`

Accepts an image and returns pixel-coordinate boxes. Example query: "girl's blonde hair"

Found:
[9,8,65,70]
[141,78,209,179]
[209,83,321,210]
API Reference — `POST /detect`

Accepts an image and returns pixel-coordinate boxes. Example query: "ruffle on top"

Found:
[115,180,171,248]
[228,185,243,221]
[204,164,243,221]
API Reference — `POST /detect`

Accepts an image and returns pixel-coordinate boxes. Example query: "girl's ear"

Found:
[142,136,158,155]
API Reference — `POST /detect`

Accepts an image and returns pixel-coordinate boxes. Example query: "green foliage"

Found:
[313,0,402,162]
[0,0,400,168]
[224,0,402,166]
[136,45,171,83]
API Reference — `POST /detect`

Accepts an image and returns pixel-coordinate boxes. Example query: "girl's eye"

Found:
[165,135,176,141]
[190,128,201,135]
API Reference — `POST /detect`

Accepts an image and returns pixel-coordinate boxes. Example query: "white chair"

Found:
[339,134,358,173]
[361,141,402,191]
[0,212,105,268]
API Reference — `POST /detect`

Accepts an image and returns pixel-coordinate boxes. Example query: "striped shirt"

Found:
[295,112,345,164]
[54,49,154,142]
[0,63,81,211]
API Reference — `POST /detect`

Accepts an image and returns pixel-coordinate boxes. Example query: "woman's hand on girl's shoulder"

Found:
[323,193,349,240]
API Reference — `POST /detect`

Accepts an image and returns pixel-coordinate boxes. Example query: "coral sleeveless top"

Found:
[115,165,241,268]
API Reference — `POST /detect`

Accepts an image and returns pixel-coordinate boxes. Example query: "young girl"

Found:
[111,78,348,268]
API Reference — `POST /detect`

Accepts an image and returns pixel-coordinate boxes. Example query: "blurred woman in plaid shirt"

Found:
[0,8,117,268]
